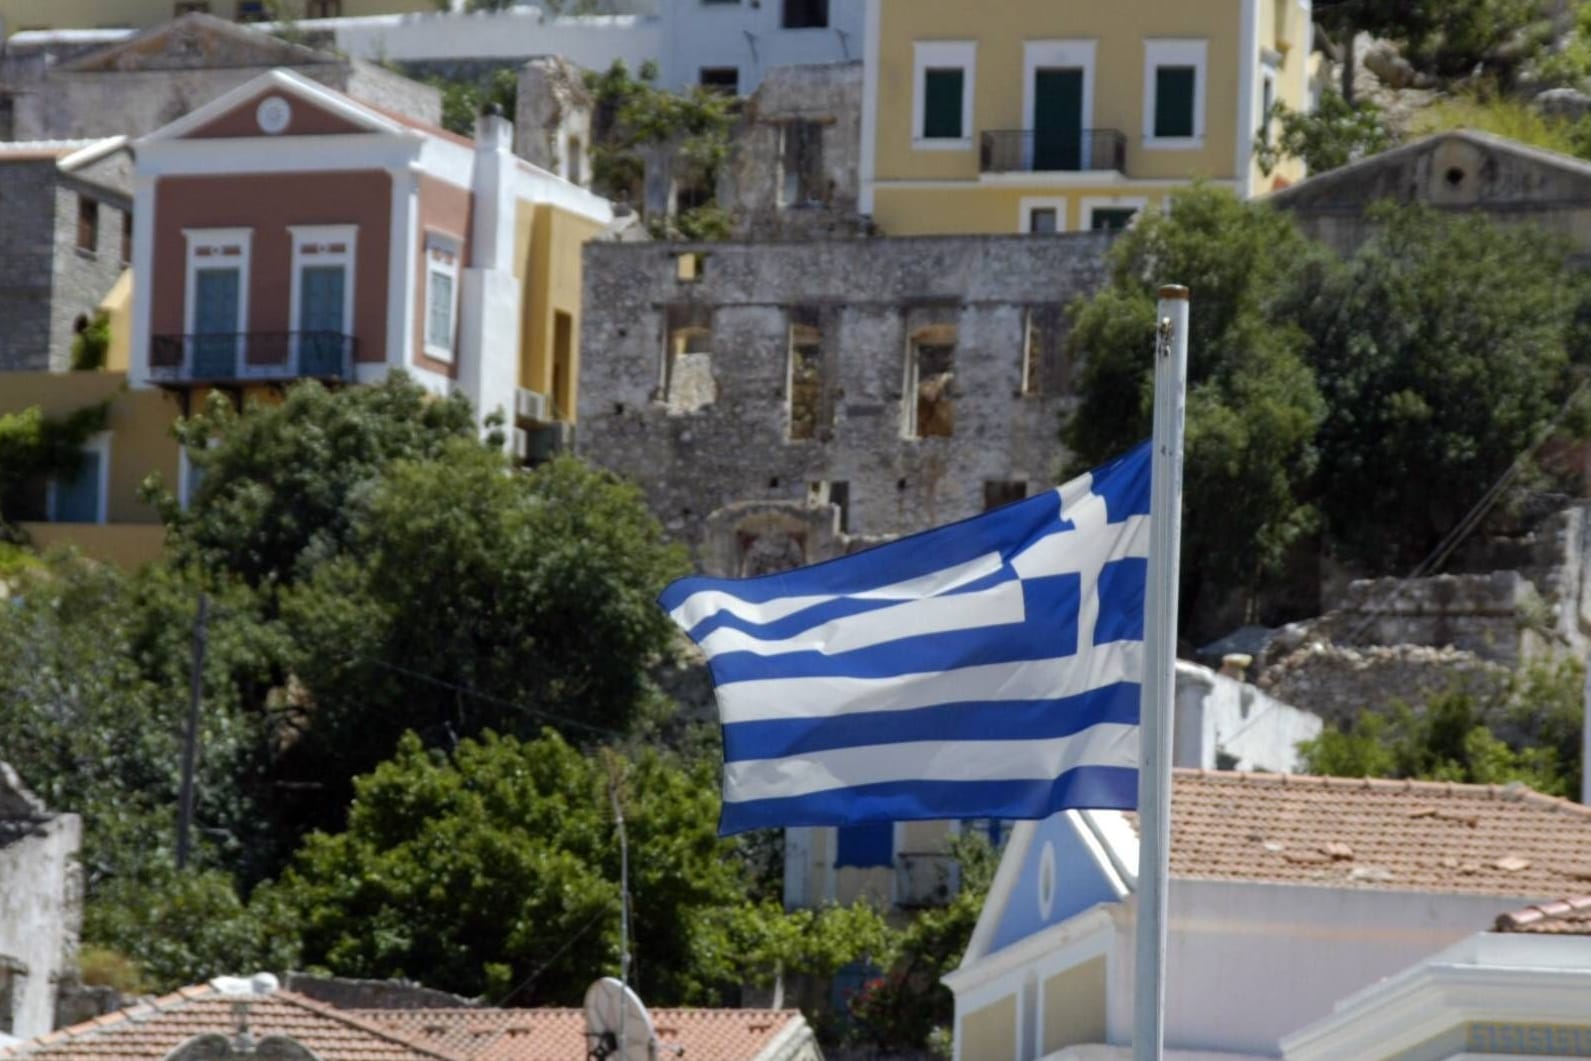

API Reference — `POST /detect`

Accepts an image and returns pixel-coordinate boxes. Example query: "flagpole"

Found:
[1133,284,1188,1061]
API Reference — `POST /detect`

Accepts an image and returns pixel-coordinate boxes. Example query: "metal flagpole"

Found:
[1134,285,1189,1061]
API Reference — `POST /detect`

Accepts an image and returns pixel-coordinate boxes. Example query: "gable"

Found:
[987,811,1126,955]
[182,88,373,140]
[61,14,333,75]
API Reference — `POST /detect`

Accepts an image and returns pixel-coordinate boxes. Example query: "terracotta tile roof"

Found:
[360,1006,806,1061]
[359,99,475,150]
[0,989,461,1061]
[0,140,99,162]
[1494,896,1591,935]
[1157,769,1591,895]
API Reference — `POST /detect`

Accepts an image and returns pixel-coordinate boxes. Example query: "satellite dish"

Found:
[584,978,658,1061]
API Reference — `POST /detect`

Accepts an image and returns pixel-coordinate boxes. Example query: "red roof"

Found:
[1494,896,1591,935]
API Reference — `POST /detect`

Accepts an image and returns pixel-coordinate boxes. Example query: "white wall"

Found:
[657,0,865,93]
[1173,661,1321,775]
[1106,880,1550,1056]
[0,811,80,1040]
[297,9,661,71]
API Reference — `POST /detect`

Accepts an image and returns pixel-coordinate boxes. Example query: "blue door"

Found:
[192,267,240,379]
[297,265,346,376]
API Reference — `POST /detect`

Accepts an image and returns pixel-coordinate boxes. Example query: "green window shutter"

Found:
[923,68,964,139]
[1154,66,1196,138]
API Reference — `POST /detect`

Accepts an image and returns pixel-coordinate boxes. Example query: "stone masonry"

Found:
[0,763,81,1041]
[577,232,1113,573]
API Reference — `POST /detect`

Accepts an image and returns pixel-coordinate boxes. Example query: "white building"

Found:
[655,0,864,95]
[946,771,1591,1060]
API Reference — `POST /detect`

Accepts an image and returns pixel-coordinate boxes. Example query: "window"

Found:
[787,308,828,441]
[76,196,98,256]
[984,481,1028,511]
[913,41,976,148]
[1259,67,1277,146]
[423,235,459,363]
[663,304,716,414]
[236,0,267,20]
[120,210,132,266]
[565,135,584,185]
[1030,208,1057,233]
[1019,197,1066,234]
[289,224,356,377]
[173,1,209,13]
[675,251,708,282]
[782,0,828,29]
[305,0,343,16]
[835,822,894,868]
[906,323,956,439]
[1143,39,1208,148]
[0,95,13,141]
[699,67,740,95]
[48,435,109,524]
[779,121,825,206]
[180,227,252,380]
[828,481,849,533]
[552,311,573,419]
[1082,197,1147,232]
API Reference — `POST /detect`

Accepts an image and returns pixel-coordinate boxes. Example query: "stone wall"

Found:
[0,159,59,371]
[514,56,593,184]
[1257,640,1510,728]
[0,763,81,1041]
[577,232,1113,568]
[723,61,865,240]
[51,167,133,373]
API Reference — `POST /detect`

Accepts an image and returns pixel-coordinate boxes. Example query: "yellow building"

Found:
[0,0,440,36]
[859,0,1315,236]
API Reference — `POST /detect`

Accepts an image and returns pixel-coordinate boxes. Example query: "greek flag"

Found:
[660,443,1151,835]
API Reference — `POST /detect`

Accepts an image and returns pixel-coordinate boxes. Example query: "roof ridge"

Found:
[272,991,470,1061]
[1171,768,1591,816]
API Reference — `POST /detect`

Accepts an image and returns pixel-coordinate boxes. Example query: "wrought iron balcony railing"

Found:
[149,332,357,385]
[980,128,1128,174]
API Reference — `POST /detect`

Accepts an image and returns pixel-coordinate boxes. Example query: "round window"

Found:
[1037,840,1057,919]
[256,96,292,135]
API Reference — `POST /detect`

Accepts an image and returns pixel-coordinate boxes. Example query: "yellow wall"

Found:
[1043,957,1108,1054]
[1,0,436,34]
[869,0,1315,234]
[98,269,133,374]
[1,371,184,567]
[516,200,602,423]
[960,996,1018,1061]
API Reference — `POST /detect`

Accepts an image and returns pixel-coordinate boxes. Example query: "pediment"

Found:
[142,69,402,143]
[62,12,332,75]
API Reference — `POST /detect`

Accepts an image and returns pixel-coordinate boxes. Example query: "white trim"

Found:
[287,224,358,375]
[387,167,419,372]
[1142,38,1209,151]
[965,172,1233,189]
[56,135,128,173]
[947,903,1117,1002]
[140,67,405,144]
[1023,40,1096,167]
[962,817,1039,966]
[1018,196,1068,233]
[422,232,461,364]
[1237,0,1261,194]
[182,227,254,377]
[128,173,157,388]
[859,0,881,214]
[1080,195,1148,230]
[46,431,111,525]
[912,40,976,151]
[137,134,424,180]
[177,446,199,512]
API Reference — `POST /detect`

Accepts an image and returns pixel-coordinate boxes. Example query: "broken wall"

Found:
[0,764,81,1041]
[514,55,594,186]
[577,232,1113,571]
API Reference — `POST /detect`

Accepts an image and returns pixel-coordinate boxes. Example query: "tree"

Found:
[159,375,480,589]
[1302,204,1582,573]
[1064,185,1329,633]
[0,402,109,533]
[1255,90,1395,176]
[269,445,688,839]
[1315,0,1544,95]
[276,730,850,1006]
[431,68,520,137]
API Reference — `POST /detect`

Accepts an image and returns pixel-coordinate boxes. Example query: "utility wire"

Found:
[352,655,626,740]
[490,903,617,1007]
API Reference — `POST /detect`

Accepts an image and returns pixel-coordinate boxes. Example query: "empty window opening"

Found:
[1090,207,1137,231]
[663,304,716,414]
[810,480,850,533]
[1022,305,1068,396]
[1028,207,1058,234]
[552,311,574,420]
[906,323,956,438]
[0,96,13,141]
[984,481,1028,511]
[1445,166,1466,187]
[780,121,826,207]
[787,308,829,440]
[306,0,343,17]
[76,196,98,255]
[783,0,829,29]
[565,135,584,185]
[120,210,133,266]
[675,251,708,282]
[173,1,210,14]
[699,67,740,95]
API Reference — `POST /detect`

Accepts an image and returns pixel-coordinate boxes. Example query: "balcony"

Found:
[149,332,357,386]
[980,129,1127,175]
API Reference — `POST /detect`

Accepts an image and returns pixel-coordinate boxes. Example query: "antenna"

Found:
[583,978,659,1061]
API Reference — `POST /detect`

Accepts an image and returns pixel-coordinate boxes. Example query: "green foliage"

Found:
[1302,204,1581,572]
[71,312,111,372]
[1318,0,1545,83]
[0,402,110,529]
[159,374,479,589]
[691,900,893,998]
[431,68,519,137]
[280,730,777,1005]
[847,833,997,1052]
[1064,185,1328,624]
[1255,90,1396,176]
[1533,2,1591,87]
[1410,95,1591,160]
[1298,658,1584,796]
[83,868,300,993]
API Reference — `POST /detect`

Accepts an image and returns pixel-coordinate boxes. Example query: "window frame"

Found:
[912,41,976,151]
[287,223,357,376]
[46,431,111,526]
[76,195,99,257]
[1080,196,1148,231]
[781,0,829,29]
[698,66,741,95]
[1018,196,1068,234]
[1023,39,1096,161]
[1142,38,1208,150]
[182,227,253,375]
[422,233,460,364]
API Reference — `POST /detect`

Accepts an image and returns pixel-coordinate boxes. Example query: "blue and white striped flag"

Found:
[660,443,1151,835]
